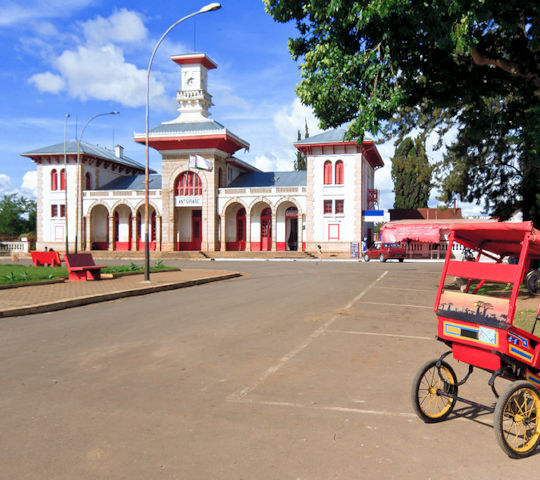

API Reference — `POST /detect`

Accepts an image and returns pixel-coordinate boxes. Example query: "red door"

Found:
[261,208,272,251]
[192,210,202,250]
[237,208,246,251]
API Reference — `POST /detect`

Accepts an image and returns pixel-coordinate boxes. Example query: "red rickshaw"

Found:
[411,221,540,458]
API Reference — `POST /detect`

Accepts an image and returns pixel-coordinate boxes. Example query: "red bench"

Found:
[64,253,106,281]
[31,251,61,267]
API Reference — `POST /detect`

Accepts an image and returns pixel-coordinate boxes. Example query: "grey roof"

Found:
[228,171,306,188]
[98,174,162,191]
[148,120,227,135]
[295,128,374,145]
[22,140,148,171]
[295,128,349,145]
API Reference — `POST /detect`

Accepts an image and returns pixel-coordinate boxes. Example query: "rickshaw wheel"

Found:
[411,359,457,423]
[494,381,540,459]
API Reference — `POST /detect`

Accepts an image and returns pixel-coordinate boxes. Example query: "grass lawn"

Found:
[0,262,176,285]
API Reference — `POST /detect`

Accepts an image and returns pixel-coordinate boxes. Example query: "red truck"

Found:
[363,242,406,262]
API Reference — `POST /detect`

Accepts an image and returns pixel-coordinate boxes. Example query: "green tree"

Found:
[264,0,540,224]
[391,137,432,208]
[294,129,306,170]
[0,194,37,236]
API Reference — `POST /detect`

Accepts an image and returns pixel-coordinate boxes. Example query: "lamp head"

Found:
[110,111,120,115]
[200,3,221,13]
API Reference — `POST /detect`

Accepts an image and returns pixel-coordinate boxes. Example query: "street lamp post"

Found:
[75,111,120,254]
[64,113,70,254]
[143,2,221,282]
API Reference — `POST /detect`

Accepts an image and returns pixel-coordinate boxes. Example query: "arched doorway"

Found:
[113,205,132,251]
[136,208,157,251]
[260,207,272,251]
[173,171,203,251]
[90,205,109,250]
[285,207,298,251]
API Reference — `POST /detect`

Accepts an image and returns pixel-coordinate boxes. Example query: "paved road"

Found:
[1,261,538,479]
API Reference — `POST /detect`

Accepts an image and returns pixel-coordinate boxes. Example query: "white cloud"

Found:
[21,171,37,198]
[0,0,91,27]
[0,174,15,195]
[51,43,165,107]
[29,71,66,93]
[82,9,147,45]
[27,9,169,109]
[252,153,294,172]
[273,97,323,142]
[0,172,37,198]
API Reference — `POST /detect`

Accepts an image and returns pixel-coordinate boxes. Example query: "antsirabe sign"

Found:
[175,196,203,207]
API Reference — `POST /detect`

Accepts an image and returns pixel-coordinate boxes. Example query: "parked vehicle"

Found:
[363,242,406,262]
[411,221,540,458]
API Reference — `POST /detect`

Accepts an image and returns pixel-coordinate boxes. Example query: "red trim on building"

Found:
[115,242,131,251]
[361,141,384,168]
[276,242,286,251]
[171,54,217,70]
[137,241,156,251]
[328,223,340,240]
[294,139,384,169]
[134,133,248,155]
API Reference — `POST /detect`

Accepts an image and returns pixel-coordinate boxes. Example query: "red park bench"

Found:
[30,251,61,267]
[64,253,106,281]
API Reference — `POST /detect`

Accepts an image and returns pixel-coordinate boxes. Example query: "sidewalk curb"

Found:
[0,272,241,318]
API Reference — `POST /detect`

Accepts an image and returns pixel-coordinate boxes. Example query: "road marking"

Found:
[230,397,416,419]
[355,301,433,309]
[228,271,389,402]
[327,330,432,341]
[371,286,434,293]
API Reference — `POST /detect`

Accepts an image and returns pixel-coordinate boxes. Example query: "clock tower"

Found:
[169,53,217,122]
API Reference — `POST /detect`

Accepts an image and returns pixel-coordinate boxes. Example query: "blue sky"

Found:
[0,0,482,216]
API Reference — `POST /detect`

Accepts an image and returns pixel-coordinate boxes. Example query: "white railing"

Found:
[0,241,30,253]
[219,186,306,195]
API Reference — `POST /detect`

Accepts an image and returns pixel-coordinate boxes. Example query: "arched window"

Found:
[85,172,91,190]
[60,169,66,190]
[323,160,332,185]
[175,171,202,196]
[335,160,344,185]
[51,169,58,190]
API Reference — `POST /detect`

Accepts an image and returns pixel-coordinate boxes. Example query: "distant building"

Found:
[22,53,384,254]
[389,207,462,221]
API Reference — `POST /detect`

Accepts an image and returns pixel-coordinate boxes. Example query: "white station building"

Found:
[22,53,384,254]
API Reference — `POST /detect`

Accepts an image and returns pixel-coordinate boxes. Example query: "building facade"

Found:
[22,53,384,254]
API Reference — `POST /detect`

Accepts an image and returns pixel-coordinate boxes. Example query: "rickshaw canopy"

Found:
[449,221,540,258]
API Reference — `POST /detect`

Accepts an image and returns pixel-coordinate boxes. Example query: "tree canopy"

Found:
[0,194,36,237]
[264,0,540,224]
[391,137,432,209]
